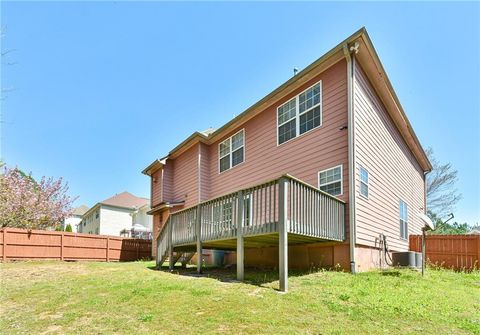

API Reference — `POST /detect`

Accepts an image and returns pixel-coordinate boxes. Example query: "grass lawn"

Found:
[0,261,479,334]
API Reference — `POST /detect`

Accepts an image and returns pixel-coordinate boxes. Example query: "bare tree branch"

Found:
[426,147,462,218]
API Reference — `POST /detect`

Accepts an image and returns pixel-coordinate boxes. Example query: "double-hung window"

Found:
[359,166,369,198]
[400,200,408,239]
[277,82,322,145]
[219,129,245,173]
[318,165,343,196]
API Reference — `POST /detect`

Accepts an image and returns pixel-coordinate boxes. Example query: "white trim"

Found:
[359,165,369,199]
[344,44,357,273]
[198,144,202,203]
[276,81,323,146]
[318,164,343,196]
[218,129,245,174]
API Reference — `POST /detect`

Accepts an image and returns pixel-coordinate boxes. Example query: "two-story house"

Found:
[142,28,432,291]
[63,205,89,232]
[78,192,153,237]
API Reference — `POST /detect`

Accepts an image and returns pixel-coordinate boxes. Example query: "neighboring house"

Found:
[467,228,480,235]
[63,205,89,232]
[142,28,432,286]
[77,192,153,237]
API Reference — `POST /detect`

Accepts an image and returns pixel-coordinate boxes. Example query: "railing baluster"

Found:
[308,187,312,236]
[269,183,273,232]
[161,175,346,264]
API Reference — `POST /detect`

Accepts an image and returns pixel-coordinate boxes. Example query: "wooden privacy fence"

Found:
[0,228,152,262]
[410,234,480,270]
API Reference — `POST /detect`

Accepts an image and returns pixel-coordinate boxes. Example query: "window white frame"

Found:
[318,164,343,196]
[277,81,322,146]
[359,166,369,199]
[399,200,408,240]
[218,129,245,173]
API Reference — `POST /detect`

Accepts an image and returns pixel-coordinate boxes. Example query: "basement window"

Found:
[277,82,322,145]
[318,165,343,196]
[219,129,245,173]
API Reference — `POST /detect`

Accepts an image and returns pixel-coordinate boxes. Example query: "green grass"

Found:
[1,261,479,334]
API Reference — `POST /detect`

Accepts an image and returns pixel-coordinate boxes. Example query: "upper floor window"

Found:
[359,166,369,198]
[318,165,342,196]
[277,82,322,145]
[399,200,408,240]
[219,129,245,173]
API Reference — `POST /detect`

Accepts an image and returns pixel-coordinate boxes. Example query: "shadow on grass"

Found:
[147,264,319,290]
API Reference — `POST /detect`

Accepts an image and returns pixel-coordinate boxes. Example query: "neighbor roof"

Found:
[100,192,150,209]
[81,192,150,219]
[143,27,432,176]
[72,205,89,216]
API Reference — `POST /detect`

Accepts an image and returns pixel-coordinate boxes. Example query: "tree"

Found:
[65,224,73,232]
[427,211,471,235]
[426,148,461,218]
[0,166,76,229]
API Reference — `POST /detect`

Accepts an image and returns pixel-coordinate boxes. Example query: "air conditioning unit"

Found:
[391,251,422,268]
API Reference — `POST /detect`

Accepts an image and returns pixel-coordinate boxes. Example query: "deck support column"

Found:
[196,205,203,274]
[278,177,289,292]
[236,190,244,281]
[168,218,174,271]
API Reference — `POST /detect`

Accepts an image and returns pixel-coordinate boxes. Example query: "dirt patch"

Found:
[38,312,64,320]
[1,262,91,286]
[40,325,63,334]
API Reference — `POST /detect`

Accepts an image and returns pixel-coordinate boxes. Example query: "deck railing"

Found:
[288,177,345,241]
[157,175,345,266]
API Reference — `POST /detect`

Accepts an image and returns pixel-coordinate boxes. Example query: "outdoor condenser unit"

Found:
[391,251,422,268]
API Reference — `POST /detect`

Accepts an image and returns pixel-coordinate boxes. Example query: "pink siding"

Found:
[353,62,425,251]
[151,169,162,206]
[162,162,174,202]
[199,142,210,202]
[171,144,199,208]
[206,60,349,203]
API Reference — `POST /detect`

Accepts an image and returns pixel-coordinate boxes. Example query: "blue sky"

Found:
[1,2,479,225]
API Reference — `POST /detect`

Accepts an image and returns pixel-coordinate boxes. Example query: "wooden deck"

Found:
[156,174,346,292]
[174,232,341,251]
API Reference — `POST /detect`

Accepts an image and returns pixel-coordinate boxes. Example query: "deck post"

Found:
[236,190,244,281]
[196,205,202,274]
[168,218,174,271]
[278,177,289,292]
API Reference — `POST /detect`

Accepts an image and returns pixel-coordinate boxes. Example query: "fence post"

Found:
[196,205,202,274]
[477,236,480,270]
[236,190,244,281]
[106,237,110,262]
[136,240,139,260]
[60,232,64,261]
[278,177,289,292]
[2,228,7,262]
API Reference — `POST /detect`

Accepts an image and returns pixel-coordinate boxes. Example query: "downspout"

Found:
[343,43,357,274]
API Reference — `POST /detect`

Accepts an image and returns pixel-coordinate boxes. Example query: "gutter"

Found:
[343,43,357,274]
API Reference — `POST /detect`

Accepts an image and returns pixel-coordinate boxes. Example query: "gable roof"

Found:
[143,27,431,176]
[100,192,150,209]
[72,205,89,216]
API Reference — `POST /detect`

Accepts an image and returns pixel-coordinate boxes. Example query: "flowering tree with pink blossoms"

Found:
[0,166,77,229]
